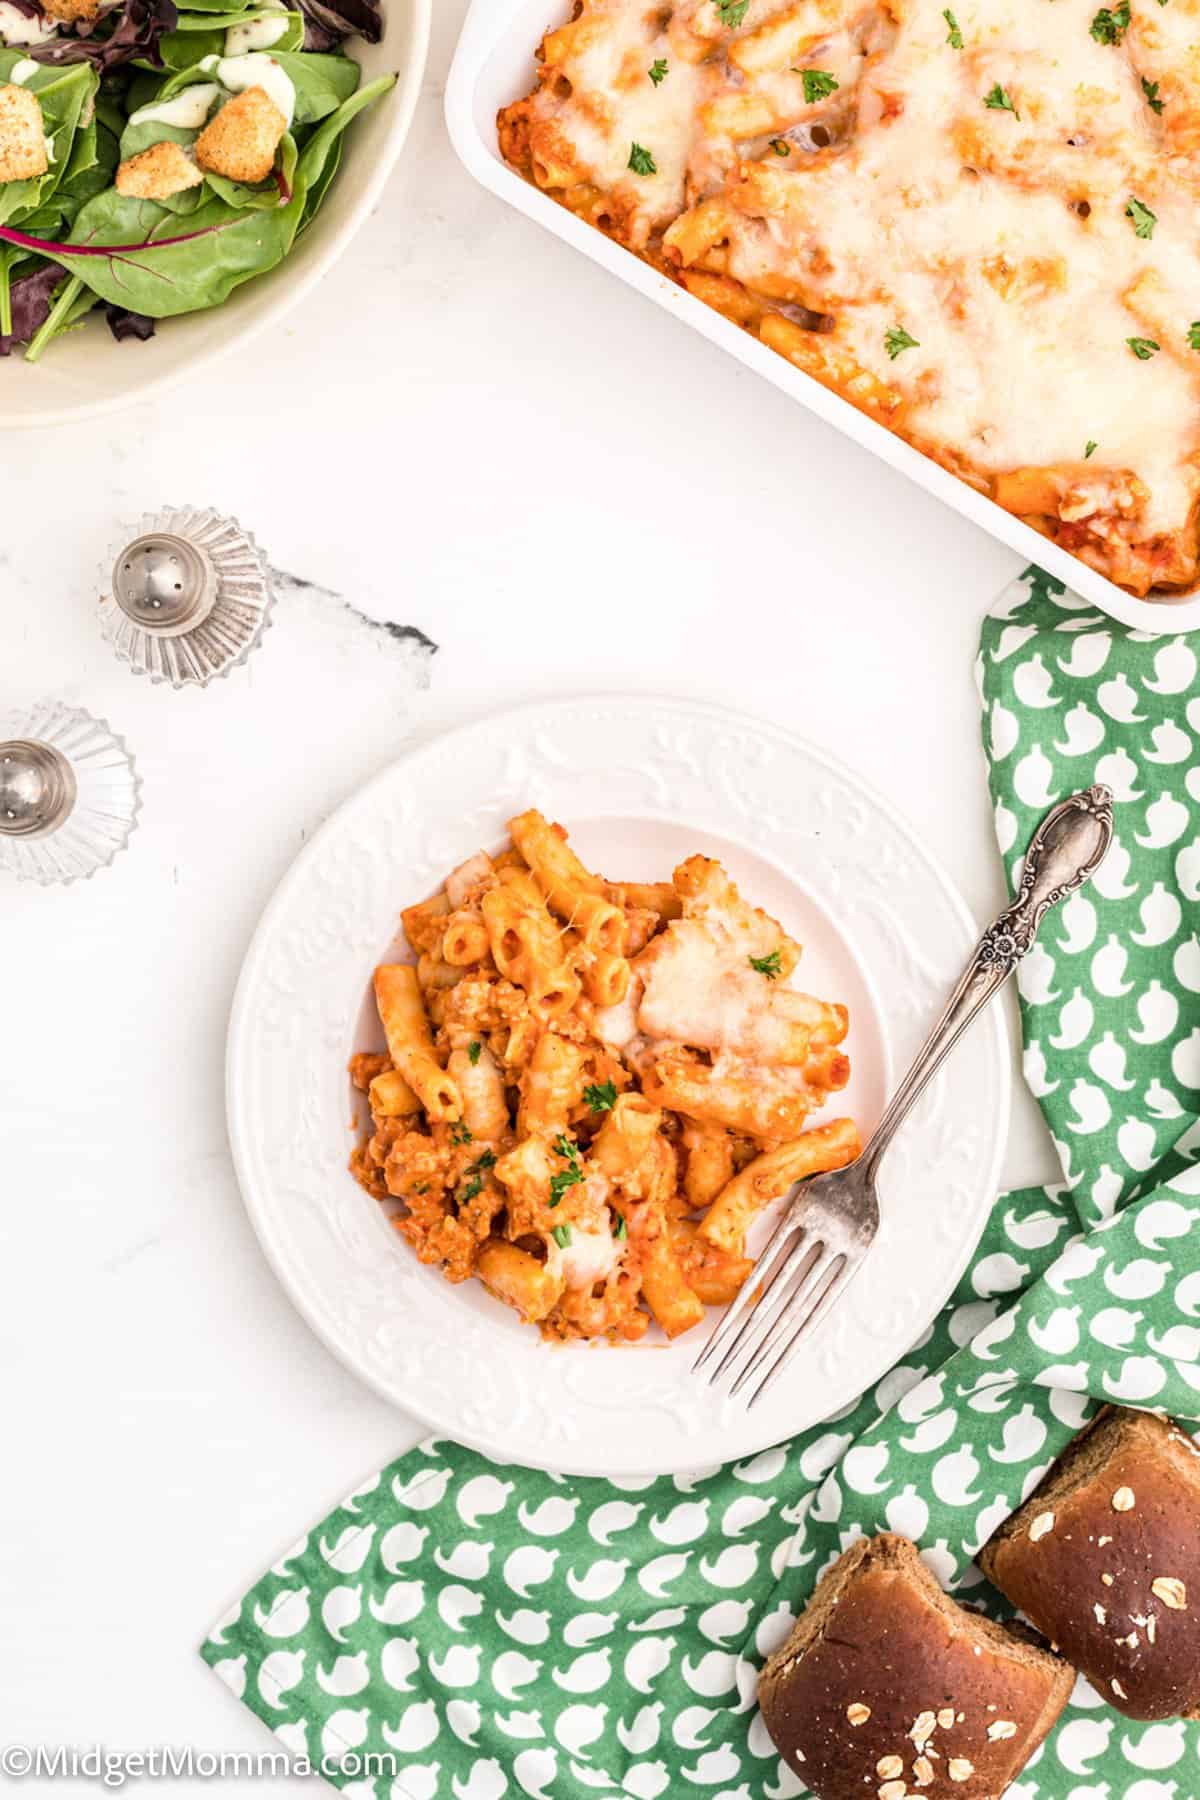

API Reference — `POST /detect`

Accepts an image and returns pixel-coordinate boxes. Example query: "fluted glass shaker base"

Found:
[98,505,274,688]
[0,702,140,886]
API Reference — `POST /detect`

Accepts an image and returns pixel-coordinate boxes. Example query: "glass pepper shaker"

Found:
[98,505,274,687]
[0,701,141,886]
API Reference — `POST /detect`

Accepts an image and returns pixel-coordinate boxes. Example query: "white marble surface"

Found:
[0,1,1058,1782]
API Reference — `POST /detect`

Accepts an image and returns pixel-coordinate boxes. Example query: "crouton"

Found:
[115,140,204,201]
[0,83,47,185]
[42,0,103,19]
[194,85,286,185]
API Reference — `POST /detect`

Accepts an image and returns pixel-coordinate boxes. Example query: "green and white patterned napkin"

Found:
[203,566,1200,1800]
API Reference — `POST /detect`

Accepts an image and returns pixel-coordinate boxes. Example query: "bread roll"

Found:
[981,1405,1200,1720]
[758,1534,1074,1800]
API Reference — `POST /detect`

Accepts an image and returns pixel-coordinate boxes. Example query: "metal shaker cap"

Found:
[0,702,140,886]
[99,505,274,687]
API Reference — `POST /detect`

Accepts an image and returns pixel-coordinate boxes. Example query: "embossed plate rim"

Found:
[226,695,1012,1474]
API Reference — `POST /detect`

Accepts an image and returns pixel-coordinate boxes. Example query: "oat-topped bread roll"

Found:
[758,1533,1074,1800]
[981,1406,1200,1720]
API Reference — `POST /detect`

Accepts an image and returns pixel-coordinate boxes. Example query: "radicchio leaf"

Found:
[104,303,154,342]
[288,0,379,50]
[30,0,178,72]
[0,263,65,355]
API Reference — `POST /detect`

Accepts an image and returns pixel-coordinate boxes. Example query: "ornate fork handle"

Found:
[861,785,1114,1185]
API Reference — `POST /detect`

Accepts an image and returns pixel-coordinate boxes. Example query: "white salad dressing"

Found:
[199,50,295,125]
[224,13,288,56]
[0,3,58,45]
[128,82,220,130]
[8,55,39,82]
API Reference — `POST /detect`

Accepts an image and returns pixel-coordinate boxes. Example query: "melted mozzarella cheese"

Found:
[633,875,833,1062]
[510,0,1200,578]
[638,917,775,1052]
[544,4,708,244]
[555,1224,621,1290]
[594,973,644,1048]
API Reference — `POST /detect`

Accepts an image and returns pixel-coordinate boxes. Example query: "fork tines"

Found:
[692,1190,853,1408]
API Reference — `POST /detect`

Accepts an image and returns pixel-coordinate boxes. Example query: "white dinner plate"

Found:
[226,696,1011,1475]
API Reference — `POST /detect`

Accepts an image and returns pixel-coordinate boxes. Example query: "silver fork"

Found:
[693,784,1114,1409]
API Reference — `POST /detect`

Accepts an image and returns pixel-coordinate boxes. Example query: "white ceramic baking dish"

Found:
[446,0,1200,636]
[1,0,430,428]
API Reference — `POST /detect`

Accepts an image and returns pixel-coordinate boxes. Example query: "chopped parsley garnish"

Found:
[583,1080,618,1113]
[549,1167,584,1206]
[468,1040,482,1065]
[457,1148,497,1205]
[748,949,784,978]
[884,325,920,360]
[715,0,749,24]
[1142,76,1164,113]
[1188,322,1200,350]
[614,1214,628,1241]
[983,82,1019,117]
[1125,196,1156,238]
[549,1134,585,1206]
[628,142,657,176]
[1090,0,1129,42]
[800,68,839,103]
[769,137,791,155]
[648,57,668,84]
[943,8,963,46]
[1085,440,1098,458]
[552,1223,573,1248]
[412,1183,429,1195]
[450,1121,473,1145]
[1127,336,1160,359]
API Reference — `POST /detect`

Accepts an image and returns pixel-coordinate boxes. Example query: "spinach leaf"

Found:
[95,88,132,138]
[263,50,359,123]
[156,28,225,69]
[171,7,304,39]
[156,8,303,72]
[295,71,389,184]
[150,60,227,103]
[0,60,97,230]
[43,181,309,316]
[154,45,358,127]
[297,125,338,228]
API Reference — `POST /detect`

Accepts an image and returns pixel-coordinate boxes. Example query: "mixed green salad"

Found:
[0,0,393,360]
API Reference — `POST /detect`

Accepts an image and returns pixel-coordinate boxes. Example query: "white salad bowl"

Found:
[1,0,429,428]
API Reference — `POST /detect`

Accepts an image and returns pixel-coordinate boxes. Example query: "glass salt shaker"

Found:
[98,504,274,687]
[0,701,141,886]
